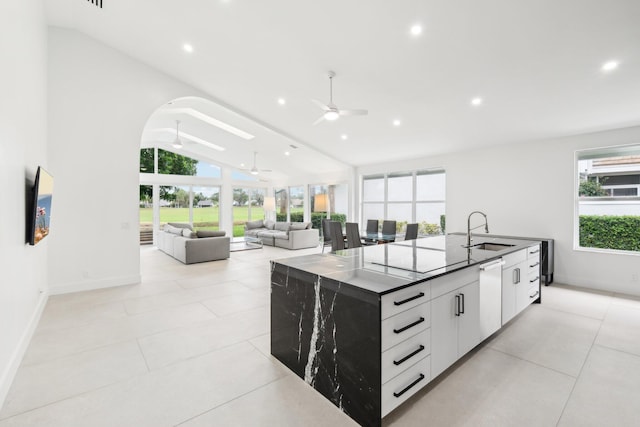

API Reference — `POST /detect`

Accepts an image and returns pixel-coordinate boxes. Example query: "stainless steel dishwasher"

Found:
[478,259,505,341]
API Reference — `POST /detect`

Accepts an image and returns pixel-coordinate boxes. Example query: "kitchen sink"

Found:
[471,243,515,251]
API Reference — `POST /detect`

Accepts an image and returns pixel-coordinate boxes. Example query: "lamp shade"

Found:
[314,194,328,212]
[263,196,275,211]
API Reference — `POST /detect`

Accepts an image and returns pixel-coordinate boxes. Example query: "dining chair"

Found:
[321,219,333,253]
[366,219,379,234]
[381,220,397,242]
[345,222,362,248]
[404,223,419,240]
[329,221,345,251]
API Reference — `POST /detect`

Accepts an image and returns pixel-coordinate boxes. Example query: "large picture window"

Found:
[576,145,640,253]
[362,169,445,236]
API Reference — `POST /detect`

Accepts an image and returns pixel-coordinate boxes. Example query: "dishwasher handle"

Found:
[479,259,506,271]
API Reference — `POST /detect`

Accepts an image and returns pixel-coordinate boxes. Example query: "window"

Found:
[362,169,446,235]
[275,188,288,221]
[233,187,266,236]
[192,186,220,232]
[576,145,640,253]
[289,186,304,222]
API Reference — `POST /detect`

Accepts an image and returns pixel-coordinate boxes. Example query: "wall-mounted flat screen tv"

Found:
[29,166,54,245]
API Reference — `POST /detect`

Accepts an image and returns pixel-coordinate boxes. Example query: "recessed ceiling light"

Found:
[471,97,483,106]
[601,60,619,72]
[277,98,286,105]
[393,119,401,127]
[240,163,245,167]
[183,44,194,53]
[284,151,290,156]
[341,134,348,140]
[410,24,423,36]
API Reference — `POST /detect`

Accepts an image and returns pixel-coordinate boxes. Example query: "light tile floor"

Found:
[1,245,640,426]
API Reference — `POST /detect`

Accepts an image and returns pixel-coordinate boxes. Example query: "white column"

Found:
[221,167,234,236]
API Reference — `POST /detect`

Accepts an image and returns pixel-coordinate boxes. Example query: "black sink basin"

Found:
[470,242,515,251]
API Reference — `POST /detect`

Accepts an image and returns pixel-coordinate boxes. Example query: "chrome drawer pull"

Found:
[530,291,540,299]
[530,262,540,268]
[394,292,425,306]
[393,345,426,366]
[530,276,539,283]
[393,317,425,334]
[393,373,425,398]
[529,249,540,254]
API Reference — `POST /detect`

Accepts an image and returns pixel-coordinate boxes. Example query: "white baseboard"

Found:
[0,290,48,410]
[49,274,141,295]
[552,274,640,297]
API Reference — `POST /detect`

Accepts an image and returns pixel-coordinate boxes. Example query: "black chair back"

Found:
[330,221,345,251]
[321,219,332,253]
[366,219,379,234]
[345,222,362,248]
[382,220,396,235]
[405,223,419,240]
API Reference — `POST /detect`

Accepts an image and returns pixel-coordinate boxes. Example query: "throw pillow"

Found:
[166,225,183,235]
[197,230,226,238]
[182,229,197,238]
[264,219,275,230]
[245,219,264,230]
[274,222,291,232]
[289,223,307,231]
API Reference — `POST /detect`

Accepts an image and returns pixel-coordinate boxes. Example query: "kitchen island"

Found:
[270,234,541,427]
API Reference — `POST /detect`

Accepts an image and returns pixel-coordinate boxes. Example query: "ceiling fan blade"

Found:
[260,169,272,173]
[311,99,329,111]
[313,115,326,125]
[339,109,368,116]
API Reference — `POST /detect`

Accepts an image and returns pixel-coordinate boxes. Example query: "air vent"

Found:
[289,144,298,149]
[87,0,103,8]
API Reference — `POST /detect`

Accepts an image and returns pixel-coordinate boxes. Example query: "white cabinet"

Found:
[502,245,540,324]
[380,288,432,415]
[431,280,480,378]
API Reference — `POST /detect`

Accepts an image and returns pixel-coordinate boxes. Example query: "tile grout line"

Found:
[554,298,611,427]
[135,338,152,372]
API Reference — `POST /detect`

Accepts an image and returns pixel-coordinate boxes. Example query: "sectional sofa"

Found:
[244,219,319,250]
[157,222,230,264]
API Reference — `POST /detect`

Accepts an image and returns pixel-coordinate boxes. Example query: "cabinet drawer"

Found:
[381,355,430,417]
[381,282,430,320]
[430,267,478,300]
[528,270,540,288]
[527,244,541,259]
[381,328,430,384]
[502,248,527,269]
[381,303,430,351]
[528,285,540,302]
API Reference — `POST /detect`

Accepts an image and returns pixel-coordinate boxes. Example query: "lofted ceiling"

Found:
[46,0,640,178]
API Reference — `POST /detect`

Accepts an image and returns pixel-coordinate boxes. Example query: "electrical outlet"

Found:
[82,270,90,279]
[632,273,639,283]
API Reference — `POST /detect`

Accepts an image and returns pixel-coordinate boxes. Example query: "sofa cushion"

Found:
[165,225,184,235]
[274,222,291,232]
[182,229,197,238]
[168,222,193,231]
[289,222,308,231]
[246,219,264,230]
[197,230,226,238]
[273,231,289,240]
[264,219,275,230]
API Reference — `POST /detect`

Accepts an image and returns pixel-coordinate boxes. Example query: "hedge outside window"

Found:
[576,144,640,253]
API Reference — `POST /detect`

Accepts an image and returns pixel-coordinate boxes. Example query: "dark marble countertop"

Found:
[272,233,541,295]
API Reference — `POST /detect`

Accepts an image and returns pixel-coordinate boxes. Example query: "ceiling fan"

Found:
[172,120,183,149]
[312,71,368,125]
[241,152,272,176]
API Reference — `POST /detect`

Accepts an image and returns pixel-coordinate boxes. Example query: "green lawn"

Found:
[140,207,266,236]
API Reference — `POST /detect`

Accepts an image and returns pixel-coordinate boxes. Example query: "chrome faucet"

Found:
[467,211,489,247]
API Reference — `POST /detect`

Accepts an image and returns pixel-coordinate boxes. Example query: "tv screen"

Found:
[30,167,54,245]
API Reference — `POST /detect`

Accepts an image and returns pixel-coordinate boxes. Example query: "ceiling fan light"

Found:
[250,169,259,175]
[324,110,340,121]
[172,137,183,149]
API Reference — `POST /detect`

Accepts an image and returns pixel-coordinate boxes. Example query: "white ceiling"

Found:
[46,0,640,177]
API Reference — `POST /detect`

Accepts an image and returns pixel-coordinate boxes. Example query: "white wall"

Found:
[358,126,640,296]
[47,28,213,294]
[0,0,49,408]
